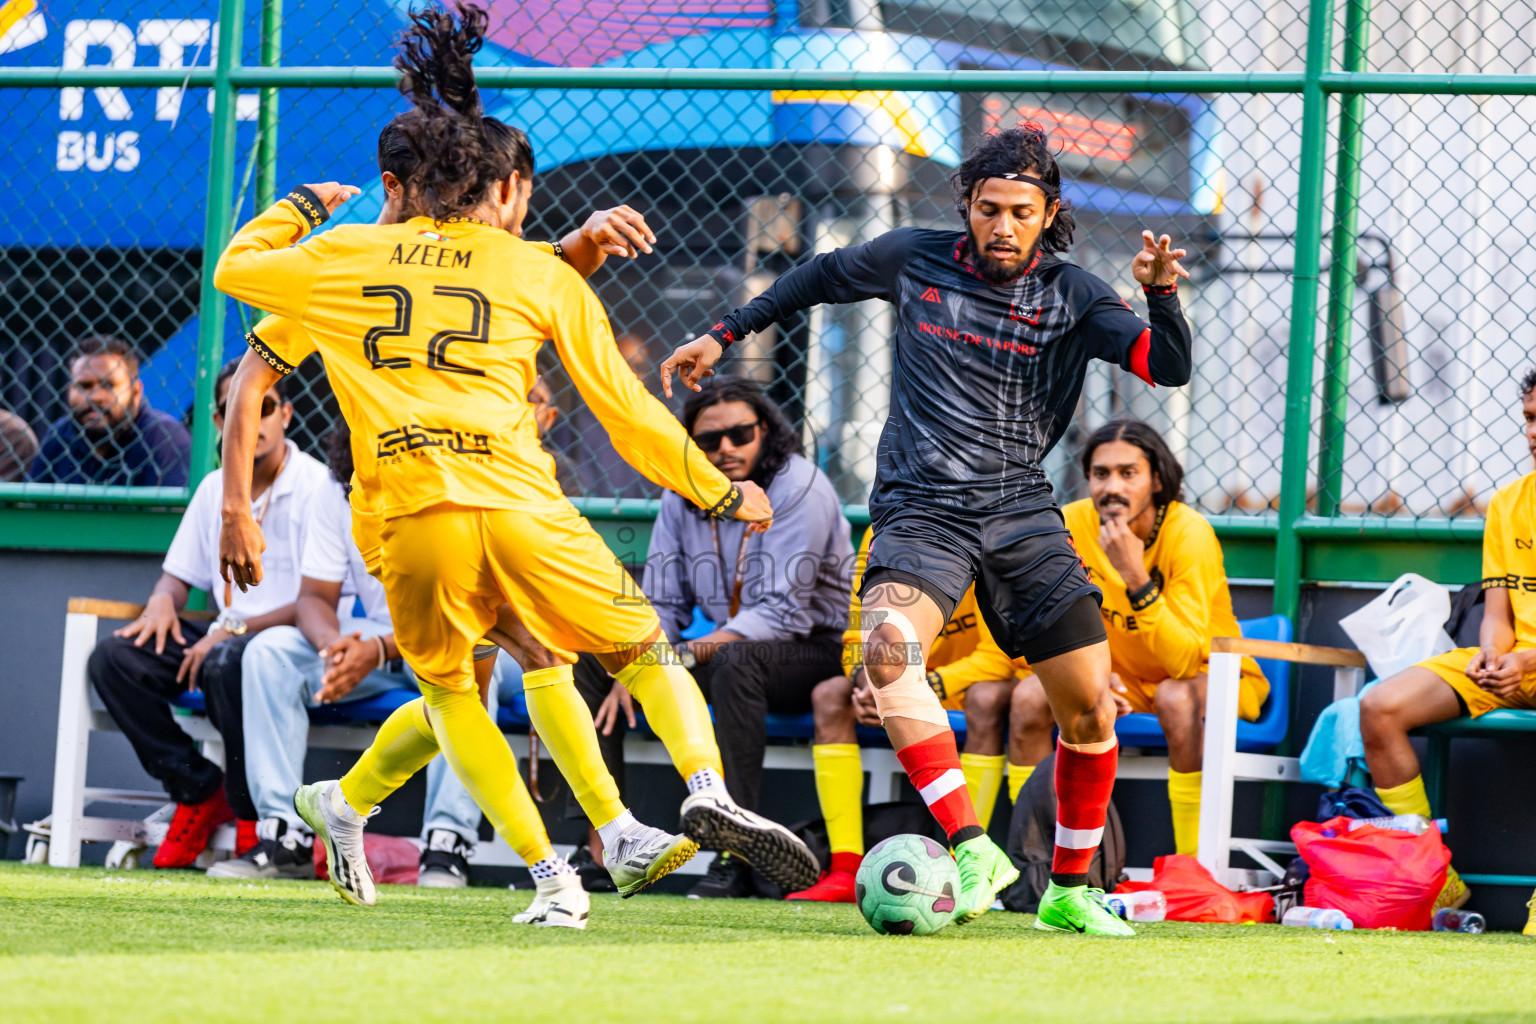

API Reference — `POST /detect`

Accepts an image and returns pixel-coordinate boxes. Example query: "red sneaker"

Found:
[786,868,858,902]
[153,789,235,868]
[235,819,259,857]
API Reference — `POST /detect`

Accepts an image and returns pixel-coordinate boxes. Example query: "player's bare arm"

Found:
[219,350,283,591]
[1467,586,1517,684]
[559,205,657,276]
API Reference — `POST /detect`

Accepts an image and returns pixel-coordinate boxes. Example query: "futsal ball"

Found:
[854,833,961,936]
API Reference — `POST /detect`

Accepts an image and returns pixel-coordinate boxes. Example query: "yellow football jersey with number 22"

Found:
[214,190,729,525]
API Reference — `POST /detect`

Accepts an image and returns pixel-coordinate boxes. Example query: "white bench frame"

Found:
[1199,635,1366,888]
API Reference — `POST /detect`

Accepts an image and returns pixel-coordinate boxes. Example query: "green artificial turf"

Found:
[2,862,1532,1024]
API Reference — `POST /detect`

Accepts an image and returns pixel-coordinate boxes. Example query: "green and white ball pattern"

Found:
[854,833,961,936]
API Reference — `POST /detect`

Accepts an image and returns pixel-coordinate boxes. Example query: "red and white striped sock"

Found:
[896,732,984,846]
[1052,737,1118,887]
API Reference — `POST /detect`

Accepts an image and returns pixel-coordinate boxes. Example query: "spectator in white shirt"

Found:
[89,360,330,869]
[213,420,499,885]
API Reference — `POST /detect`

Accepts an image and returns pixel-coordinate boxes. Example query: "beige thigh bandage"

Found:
[863,607,949,728]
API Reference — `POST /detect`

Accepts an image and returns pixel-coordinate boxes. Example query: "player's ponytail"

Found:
[953,125,1078,254]
[392,2,504,221]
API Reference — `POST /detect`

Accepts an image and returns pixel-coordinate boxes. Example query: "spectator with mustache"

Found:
[26,335,191,487]
[1003,418,1267,859]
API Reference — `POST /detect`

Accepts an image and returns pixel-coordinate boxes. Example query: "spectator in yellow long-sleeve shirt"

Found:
[785,526,1031,903]
[1008,420,1266,858]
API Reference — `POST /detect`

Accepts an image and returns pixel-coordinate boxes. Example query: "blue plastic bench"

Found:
[755,614,1293,753]
[172,687,537,731]
[1115,614,1293,751]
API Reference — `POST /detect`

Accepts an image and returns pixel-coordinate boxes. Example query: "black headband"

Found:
[996,172,1059,199]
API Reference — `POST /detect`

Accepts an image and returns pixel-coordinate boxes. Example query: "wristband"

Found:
[283,185,329,228]
[1127,572,1163,612]
[1142,282,1178,296]
[706,484,745,520]
[374,634,388,670]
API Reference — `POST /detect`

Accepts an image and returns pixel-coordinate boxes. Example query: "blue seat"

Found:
[173,688,535,732]
[1113,614,1293,752]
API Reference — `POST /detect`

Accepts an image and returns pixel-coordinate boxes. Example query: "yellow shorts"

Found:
[1417,646,1536,717]
[378,502,662,690]
[1118,661,1269,722]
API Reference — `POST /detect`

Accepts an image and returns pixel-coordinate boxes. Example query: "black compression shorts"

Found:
[860,503,1106,664]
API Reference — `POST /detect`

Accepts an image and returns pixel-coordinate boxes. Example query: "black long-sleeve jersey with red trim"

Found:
[705,227,1193,516]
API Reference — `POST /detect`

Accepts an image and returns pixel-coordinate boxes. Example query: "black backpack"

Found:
[1000,752,1127,913]
[1316,786,1392,822]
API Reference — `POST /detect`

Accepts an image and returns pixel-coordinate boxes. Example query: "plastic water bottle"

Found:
[1345,814,1448,835]
[1432,908,1486,933]
[1105,890,1167,922]
[1282,906,1354,930]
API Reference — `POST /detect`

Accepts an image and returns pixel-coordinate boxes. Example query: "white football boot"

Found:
[513,872,590,929]
[679,790,819,893]
[293,781,377,907]
[604,825,699,897]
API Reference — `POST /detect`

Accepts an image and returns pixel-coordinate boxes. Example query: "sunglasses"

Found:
[216,395,280,420]
[693,421,761,453]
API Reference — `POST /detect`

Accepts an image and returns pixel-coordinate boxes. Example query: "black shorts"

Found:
[860,503,1105,664]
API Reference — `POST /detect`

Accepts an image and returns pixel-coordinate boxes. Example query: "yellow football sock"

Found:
[814,744,864,857]
[961,752,1006,831]
[1376,775,1433,818]
[420,682,554,867]
[1007,763,1034,803]
[1168,769,1203,857]
[340,697,440,815]
[523,664,626,829]
[615,647,723,780]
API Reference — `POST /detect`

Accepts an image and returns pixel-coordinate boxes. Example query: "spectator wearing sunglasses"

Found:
[87,359,330,870]
[574,375,853,899]
[26,335,191,487]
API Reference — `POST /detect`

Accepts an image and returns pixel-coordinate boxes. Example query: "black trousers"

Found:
[88,619,257,814]
[692,634,845,813]
[568,653,628,821]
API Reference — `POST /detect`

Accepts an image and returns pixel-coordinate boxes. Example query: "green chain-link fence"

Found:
[3,0,1534,612]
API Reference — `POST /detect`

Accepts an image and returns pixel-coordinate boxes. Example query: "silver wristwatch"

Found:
[217,616,248,636]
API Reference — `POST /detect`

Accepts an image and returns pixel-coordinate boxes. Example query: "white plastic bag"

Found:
[1338,573,1455,681]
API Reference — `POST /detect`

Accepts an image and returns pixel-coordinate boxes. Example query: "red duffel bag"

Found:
[1291,816,1450,930]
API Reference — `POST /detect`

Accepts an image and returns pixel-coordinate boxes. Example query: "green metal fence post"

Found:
[188,0,246,485]
[1273,0,1337,621]
[256,0,282,212]
[1316,0,1372,516]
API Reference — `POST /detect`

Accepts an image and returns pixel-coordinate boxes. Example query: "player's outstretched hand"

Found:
[734,478,774,533]
[582,205,656,258]
[220,509,267,593]
[1132,230,1189,288]
[660,335,724,398]
[302,182,362,214]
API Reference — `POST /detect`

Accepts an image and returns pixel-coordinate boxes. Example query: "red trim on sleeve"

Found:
[1129,328,1155,386]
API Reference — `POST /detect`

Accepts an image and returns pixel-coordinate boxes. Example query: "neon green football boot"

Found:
[952,835,1020,925]
[1034,881,1137,936]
